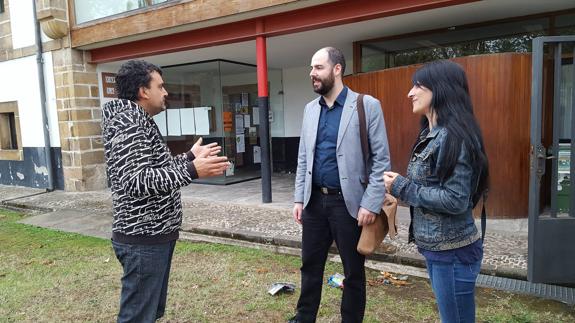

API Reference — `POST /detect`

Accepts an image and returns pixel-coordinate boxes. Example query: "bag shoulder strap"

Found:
[481,192,488,241]
[356,94,369,180]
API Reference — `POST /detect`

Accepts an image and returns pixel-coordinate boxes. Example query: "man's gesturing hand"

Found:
[193,155,229,178]
[190,137,221,158]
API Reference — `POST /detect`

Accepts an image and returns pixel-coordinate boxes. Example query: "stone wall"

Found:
[39,0,106,191]
[53,48,106,191]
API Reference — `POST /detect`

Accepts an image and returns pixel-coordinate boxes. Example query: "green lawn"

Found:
[1,208,574,322]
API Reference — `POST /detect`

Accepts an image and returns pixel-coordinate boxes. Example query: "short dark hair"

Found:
[115,60,162,101]
[324,47,346,75]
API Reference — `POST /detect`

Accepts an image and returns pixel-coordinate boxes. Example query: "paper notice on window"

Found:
[235,115,244,135]
[180,108,196,135]
[252,107,259,125]
[241,92,249,106]
[244,115,251,127]
[236,134,245,153]
[253,145,261,163]
[226,161,235,176]
[153,111,167,136]
[194,107,210,135]
[167,109,181,136]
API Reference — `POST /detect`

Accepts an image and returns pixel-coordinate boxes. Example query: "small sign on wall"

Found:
[102,72,117,98]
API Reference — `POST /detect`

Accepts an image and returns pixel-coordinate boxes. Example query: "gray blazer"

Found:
[294,88,391,218]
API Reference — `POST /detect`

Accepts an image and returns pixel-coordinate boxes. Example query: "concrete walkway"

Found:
[1,174,528,280]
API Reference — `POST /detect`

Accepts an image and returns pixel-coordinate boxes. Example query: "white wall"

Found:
[280,58,354,137]
[282,66,316,137]
[268,69,285,137]
[8,0,50,49]
[0,53,59,147]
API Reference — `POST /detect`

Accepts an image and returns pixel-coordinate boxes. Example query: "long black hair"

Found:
[115,60,162,102]
[412,60,489,205]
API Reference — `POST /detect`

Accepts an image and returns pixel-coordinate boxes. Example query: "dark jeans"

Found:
[112,240,177,323]
[296,191,366,323]
[425,257,482,323]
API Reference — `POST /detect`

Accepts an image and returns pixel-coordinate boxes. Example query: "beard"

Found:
[312,71,335,96]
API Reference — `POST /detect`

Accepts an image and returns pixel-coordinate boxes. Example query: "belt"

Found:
[313,186,342,195]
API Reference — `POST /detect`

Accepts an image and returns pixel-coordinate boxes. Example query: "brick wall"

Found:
[0,0,12,56]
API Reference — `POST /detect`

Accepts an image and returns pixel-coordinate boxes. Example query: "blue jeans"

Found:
[112,240,177,323]
[425,257,482,323]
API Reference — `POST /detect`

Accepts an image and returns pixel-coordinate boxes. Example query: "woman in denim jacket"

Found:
[383,60,489,323]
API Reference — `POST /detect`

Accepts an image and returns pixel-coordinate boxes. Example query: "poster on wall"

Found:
[194,107,210,135]
[180,108,196,135]
[226,161,235,176]
[235,115,244,135]
[241,92,249,107]
[252,107,260,125]
[223,111,233,132]
[236,134,245,153]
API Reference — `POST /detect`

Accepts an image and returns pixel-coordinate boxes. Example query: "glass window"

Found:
[556,13,575,35]
[161,60,264,184]
[0,112,18,150]
[74,0,171,24]
[360,18,549,72]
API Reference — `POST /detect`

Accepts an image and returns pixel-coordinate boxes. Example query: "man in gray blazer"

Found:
[290,47,390,323]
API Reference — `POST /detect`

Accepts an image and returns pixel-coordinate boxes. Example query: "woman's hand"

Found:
[383,171,399,193]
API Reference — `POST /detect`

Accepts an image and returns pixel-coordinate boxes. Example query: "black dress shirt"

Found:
[312,87,348,189]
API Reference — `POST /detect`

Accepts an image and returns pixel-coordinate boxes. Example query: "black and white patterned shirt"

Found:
[102,99,198,244]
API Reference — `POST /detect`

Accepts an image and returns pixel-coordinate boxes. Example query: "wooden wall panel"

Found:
[344,53,532,218]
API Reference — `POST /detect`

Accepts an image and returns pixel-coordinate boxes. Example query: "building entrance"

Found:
[158,60,263,184]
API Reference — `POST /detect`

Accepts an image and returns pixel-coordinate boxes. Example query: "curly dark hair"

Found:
[115,60,162,101]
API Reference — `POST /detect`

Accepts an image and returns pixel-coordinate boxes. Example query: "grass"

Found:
[1,208,574,322]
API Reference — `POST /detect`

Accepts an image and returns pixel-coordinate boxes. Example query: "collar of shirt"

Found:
[319,86,348,110]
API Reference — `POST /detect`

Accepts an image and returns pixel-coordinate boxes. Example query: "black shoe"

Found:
[287,316,299,323]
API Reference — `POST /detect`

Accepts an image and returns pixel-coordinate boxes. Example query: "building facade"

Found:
[0,0,573,219]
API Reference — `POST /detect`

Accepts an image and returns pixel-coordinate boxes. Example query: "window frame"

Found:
[0,101,23,161]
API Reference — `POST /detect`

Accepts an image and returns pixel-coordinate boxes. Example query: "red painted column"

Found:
[256,20,272,203]
[257,35,268,97]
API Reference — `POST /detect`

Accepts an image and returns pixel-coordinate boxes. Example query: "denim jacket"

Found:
[390,126,480,251]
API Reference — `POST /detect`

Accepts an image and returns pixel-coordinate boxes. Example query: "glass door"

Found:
[159,60,261,184]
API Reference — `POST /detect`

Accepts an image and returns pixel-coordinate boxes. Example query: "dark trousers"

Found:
[112,240,176,323]
[296,191,366,323]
